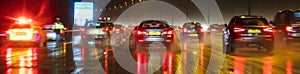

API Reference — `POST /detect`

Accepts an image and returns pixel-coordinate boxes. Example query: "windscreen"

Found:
[140,21,169,29]
[114,25,123,29]
[95,22,107,28]
[183,23,197,29]
[238,18,269,26]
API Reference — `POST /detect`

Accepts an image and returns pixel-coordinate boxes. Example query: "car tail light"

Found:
[105,28,109,32]
[80,28,85,31]
[198,27,204,32]
[183,28,187,32]
[263,27,273,32]
[211,29,216,31]
[136,30,147,35]
[234,27,245,32]
[163,30,173,35]
[285,25,294,32]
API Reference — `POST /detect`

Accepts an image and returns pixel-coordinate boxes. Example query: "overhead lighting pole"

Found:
[248,0,251,15]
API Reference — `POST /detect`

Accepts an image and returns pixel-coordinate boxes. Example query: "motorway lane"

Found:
[0,30,299,74]
[0,41,76,74]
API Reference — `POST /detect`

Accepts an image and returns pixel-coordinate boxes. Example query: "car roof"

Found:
[234,15,265,19]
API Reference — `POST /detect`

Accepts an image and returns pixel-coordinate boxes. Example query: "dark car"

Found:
[180,22,204,42]
[129,20,174,50]
[112,24,125,34]
[223,15,274,54]
[272,9,300,43]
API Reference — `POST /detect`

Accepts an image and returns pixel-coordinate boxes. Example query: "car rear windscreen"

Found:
[140,22,169,29]
[238,18,269,26]
[95,22,107,28]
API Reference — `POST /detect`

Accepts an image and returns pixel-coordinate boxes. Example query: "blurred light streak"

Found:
[234,57,245,74]
[263,57,273,74]
[286,60,292,74]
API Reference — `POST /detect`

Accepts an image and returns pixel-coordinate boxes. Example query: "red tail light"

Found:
[198,27,204,32]
[263,27,273,32]
[105,28,109,32]
[285,25,294,32]
[136,30,147,35]
[183,28,187,32]
[163,30,173,35]
[234,27,245,32]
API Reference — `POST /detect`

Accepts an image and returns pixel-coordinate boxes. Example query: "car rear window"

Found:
[95,22,107,28]
[238,18,269,26]
[114,25,123,28]
[139,21,169,29]
[140,23,169,28]
[183,23,198,29]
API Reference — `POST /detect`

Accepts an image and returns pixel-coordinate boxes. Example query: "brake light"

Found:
[105,28,109,31]
[136,30,147,35]
[286,25,294,32]
[234,27,245,32]
[183,28,187,32]
[198,27,204,32]
[263,27,273,32]
[163,30,173,35]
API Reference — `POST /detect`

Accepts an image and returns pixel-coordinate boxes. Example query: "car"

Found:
[272,9,300,43]
[129,20,174,51]
[86,21,113,40]
[6,17,47,47]
[180,22,204,42]
[223,15,274,54]
[112,24,125,34]
[43,24,57,41]
[208,24,226,33]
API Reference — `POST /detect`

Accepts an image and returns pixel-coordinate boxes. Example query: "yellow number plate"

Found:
[189,34,198,36]
[149,32,161,35]
[116,29,120,32]
[248,29,261,33]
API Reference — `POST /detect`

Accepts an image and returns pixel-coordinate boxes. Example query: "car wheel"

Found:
[223,35,234,54]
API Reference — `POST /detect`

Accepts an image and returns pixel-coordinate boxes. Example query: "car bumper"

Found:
[182,33,204,37]
[233,37,273,48]
[285,33,300,41]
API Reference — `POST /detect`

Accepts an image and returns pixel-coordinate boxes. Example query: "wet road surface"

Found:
[0,31,299,74]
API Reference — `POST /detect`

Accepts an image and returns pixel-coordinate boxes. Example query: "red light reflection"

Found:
[136,52,147,74]
[263,57,273,74]
[162,52,174,74]
[233,56,245,74]
[5,47,38,74]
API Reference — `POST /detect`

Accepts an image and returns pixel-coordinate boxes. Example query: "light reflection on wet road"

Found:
[0,31,299,74]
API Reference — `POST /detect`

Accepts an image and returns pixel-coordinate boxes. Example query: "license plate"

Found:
[116,29,120,32]
[248,29,261,33]
[149,32,161,35]
[189,34,198,36]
